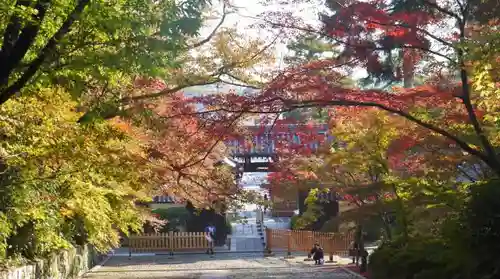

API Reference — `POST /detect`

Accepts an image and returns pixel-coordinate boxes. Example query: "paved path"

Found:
[230,218,263,252]
[83,253,362,279]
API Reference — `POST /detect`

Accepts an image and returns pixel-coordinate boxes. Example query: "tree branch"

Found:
[285,98,495,171]
[120,34,278,103]
[187,1,228,49]
[262,19,455,63]
[421,0,462,22]
[0,0,51,89]
[0,0,28,60]
[0,0,91,105]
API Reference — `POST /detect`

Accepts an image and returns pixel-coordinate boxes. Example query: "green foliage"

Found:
[0,0,209,102]
[284,34,336,66]
[290,214,300,230]
[369,236,456,279]
[456,179,500,278]
[293,188,326,230]
[0,88,154,264]
[153,207,190,232]
[369,179,500,279]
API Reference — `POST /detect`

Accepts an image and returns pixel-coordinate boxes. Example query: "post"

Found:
[304,231,314,261]
[284,230,293,259]
[128,238,132,260]
[168,231,174,258]
[326,235,336,263]
[264,228,273,256]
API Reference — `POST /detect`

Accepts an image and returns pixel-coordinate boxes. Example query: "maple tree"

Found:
[0,88,156,263]
[0,82,241,265]
[117,77,241,208]
[79,22,277,122]
[0,0,278,125]
[187,0,500,177]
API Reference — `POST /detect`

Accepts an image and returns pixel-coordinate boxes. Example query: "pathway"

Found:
[228,213,290,252]
[83,253,363,279]
[229,217,262,252]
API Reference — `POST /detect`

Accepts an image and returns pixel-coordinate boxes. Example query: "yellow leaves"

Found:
[59,208,75,218]
[0,88,159,258]
[163,27,276,90]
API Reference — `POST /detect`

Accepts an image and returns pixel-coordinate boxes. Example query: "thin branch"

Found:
[421,0,462,22]
[0,0,28,59]
[363,18,454,48]
[223,72,262,89]
[121,34,279,102]
[192,95,491,169]
[0,0,50,88]
[181,112,243,169]
[454,0,465,13]
[457,165,476,182]
[187,1,228,49]
[261,19,455,63]
[286,99,493,168]
[0,0,91,105]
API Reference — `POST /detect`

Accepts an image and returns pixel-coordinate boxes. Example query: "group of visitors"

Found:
[309,239,369,267]
[205,220,367,269]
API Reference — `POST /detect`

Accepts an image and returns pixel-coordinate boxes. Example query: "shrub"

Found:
[153,207,190,232]
[368,236,458,279]
[290,215,300,230]
[368,179,500,279]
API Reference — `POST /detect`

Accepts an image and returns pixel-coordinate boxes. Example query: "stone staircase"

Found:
[229,217,263,252]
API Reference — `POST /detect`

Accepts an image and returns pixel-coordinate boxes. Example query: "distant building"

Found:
[150,195,185,210]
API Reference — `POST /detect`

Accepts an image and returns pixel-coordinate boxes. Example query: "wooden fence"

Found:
[265,228,353,259]
[128,232,209,256]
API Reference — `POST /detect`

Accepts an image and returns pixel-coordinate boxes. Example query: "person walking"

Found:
[263,194,269,214]
[205,223,216,255]
[349,240,359,264]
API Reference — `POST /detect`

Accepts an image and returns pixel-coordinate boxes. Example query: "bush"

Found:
[456,179,500,279]
[290,215,300,230]
[368,236,458,279]
[153,207,190,232]
[368,179,500,279]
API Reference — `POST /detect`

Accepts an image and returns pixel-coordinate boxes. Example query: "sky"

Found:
[183,0,338,96]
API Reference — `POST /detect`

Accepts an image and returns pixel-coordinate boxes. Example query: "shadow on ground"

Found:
[83,253,358,279]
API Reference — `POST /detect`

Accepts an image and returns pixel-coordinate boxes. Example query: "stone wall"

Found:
[0,245,104,279]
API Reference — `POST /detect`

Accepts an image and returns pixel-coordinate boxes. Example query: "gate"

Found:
[265,228,353,260]
[128,232,209,256]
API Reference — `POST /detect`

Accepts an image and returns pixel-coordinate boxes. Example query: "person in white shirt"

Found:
[205,223,216,255]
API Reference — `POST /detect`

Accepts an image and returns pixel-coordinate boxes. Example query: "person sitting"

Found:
[310,243,324,265]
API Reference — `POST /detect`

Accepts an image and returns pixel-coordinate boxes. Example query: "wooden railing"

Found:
[265,228,353,259]
[128,232,209,256]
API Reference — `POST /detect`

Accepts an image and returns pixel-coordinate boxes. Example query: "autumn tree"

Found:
[0,81,243,264]
[119,77,242,208]
[0,88,157,262]
[187,0,500,177]
[80,22,278,122]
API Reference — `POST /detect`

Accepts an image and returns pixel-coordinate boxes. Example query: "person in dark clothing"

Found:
[349,241,360,264]
[360,249,369,273]
[263,194,268,213]
[310,243,324,265]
